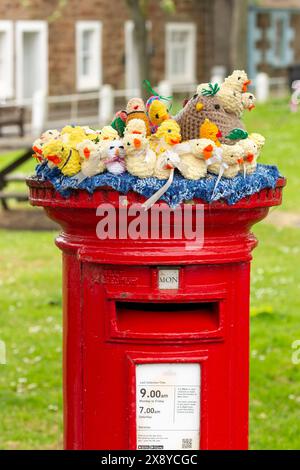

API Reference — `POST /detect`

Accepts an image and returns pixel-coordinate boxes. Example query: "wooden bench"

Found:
[0,191,28,210]
[0,106,25,137]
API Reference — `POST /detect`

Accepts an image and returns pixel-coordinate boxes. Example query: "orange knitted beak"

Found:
[47,154,61,165]
[203,144,214,159]
[170,138,180,145]
[83,147,90,159]
[165,163,174,170]
[134,138,141,149]
[248,104,255,111]
[115,148,120,157]
[33,145,42,155]
[246,153,254,163]
[216,130,222,138]
[243,80,251,92]
[196,103,204,112]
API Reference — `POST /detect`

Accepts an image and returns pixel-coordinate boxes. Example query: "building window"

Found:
[76,21,102,91]
[0,21,13,100]
[266,12,294,68]
[16,21,48,101]
[165,23,196,84]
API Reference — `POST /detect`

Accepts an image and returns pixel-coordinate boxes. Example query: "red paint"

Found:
[27,177,285,450]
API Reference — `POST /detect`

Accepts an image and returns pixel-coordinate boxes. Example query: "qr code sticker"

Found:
[182,438,192,449]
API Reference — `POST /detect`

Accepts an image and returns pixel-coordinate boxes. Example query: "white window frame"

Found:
[76,21,102,92]
[0,20,14,99]
[15,20,48,101]
[124,21,140,95]
[165,22,196,85]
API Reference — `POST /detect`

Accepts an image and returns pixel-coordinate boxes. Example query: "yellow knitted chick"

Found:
[61,126,87,148]
[32,129,61,164]
[124,119,147,137]
[149,119,181,154]
[208,143,244,178]
[98,125,119,142]
[148,99,169,129]
[124,133,156,178]
[174,139,216,180]
[200,119,222,147]
[42,139,81,176]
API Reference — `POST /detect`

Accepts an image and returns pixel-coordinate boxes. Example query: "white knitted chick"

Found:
[153,149,181,180]
[208,143,244,179]
[238,133,265,175]
[174,139,216,180]
[77,139,105,178]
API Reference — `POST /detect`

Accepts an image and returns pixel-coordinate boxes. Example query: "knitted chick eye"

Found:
[167,129,172,133]
[119,145,124,149]
[214,104,220,110]
[127,142,131,146]
[193,94,198,99]
[238,77,241,80]
[155,113,160,119]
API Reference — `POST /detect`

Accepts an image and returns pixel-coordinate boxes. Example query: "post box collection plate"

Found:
[136,363,201,450]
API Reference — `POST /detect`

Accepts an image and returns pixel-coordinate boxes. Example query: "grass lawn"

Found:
[0,100,299,449]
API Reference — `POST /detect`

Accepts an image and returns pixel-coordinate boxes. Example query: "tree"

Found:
[126,0,175,99]
[229,0,249,71]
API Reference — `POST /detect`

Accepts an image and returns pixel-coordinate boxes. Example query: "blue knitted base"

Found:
[35,163,281,207]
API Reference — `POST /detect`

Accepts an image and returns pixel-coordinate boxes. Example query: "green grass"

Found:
[0,99,299,449]
[244,99,298,213]
[0,231,62,449]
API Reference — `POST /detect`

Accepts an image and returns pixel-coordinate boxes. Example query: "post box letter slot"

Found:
[115,301,220,335]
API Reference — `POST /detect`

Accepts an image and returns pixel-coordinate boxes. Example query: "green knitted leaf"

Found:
[111,116,126,137]
[226,128,249,140]
[201,83,220,97]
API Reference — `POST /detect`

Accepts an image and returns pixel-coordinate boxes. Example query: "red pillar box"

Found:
[27,178,285,450]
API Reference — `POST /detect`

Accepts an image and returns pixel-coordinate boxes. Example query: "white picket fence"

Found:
[0,74,289,137]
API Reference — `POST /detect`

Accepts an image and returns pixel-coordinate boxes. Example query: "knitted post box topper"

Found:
[174,89,245,145]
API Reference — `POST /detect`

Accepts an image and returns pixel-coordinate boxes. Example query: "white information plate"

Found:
[158,269,179,290]
[136,363,201,450]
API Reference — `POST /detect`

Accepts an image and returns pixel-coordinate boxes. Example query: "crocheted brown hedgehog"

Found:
[174,93,245,145]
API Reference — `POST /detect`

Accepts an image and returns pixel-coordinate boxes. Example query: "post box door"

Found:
[78,262,250,450]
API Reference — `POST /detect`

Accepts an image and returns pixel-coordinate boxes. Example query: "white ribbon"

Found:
[206,147,223,167]
[142,169,175,211]
[212,162,229,200]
